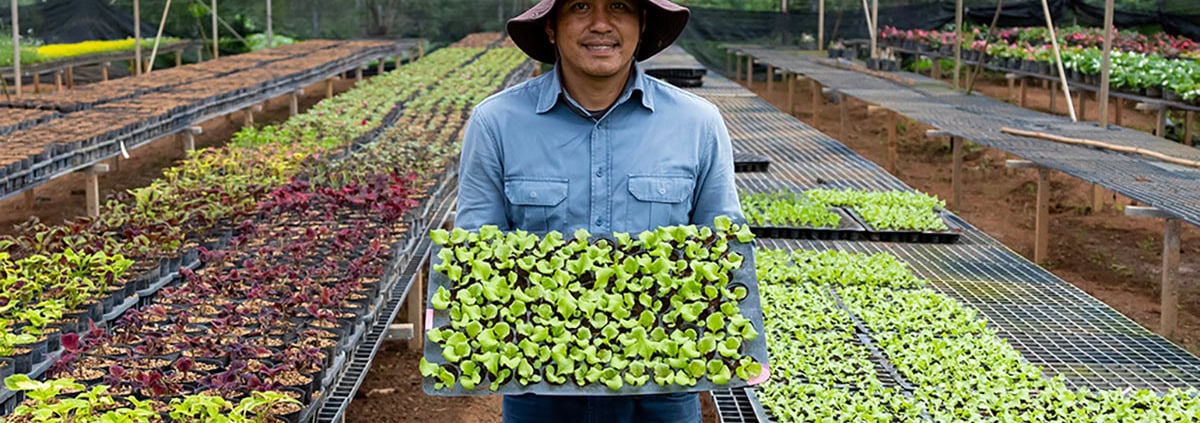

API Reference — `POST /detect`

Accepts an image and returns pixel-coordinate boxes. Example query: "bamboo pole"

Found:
[818,0,825,51]
[1001,127,1200,168]
[134,0,142,75]
[11,0,21,97]
[212,0,219,59]
[1098,0,1114,127]
[147,0,174,75]
[870,0,878,59]
[954,0,963,89]
[1040,0,1077,121]
[266,0,274,48]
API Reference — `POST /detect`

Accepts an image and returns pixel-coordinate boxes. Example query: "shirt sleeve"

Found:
[691,111,745,226]
[455,111,511,231]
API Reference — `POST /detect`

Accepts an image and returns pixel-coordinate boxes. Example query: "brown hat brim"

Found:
[506,0,690,64]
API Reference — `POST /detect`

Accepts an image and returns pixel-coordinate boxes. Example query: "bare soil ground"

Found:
[744,72,1200,353]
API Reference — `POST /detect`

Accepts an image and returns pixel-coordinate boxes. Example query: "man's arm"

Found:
[456,112,510,231]
[692,112,744,225]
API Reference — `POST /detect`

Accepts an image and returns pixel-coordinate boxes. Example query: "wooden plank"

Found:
[1162,218,1181,339]
[787,72,796,116]
[1036,167,1050,264]
[766,64,774,94]
[952,136,963,209]
[408,261,427,350]
[83,164,110,218]
[1019,78,1028,108]
[1049,81,1057,112]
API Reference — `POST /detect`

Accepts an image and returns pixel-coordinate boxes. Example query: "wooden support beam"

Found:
[931,59,941,80]
[32,73,40,93]
[1090,183,1105,213]
[1006,73,1017,101]
[1115,97,1124,126]
[1078,91,1087,121]
[1019,78,1028,108]
[377,60,385,76]
[407,261,427,350]
[766,64,774,94]
[1007,160,1049,264]
[787,72,796,116]
[289,90,304,117]
[65,66,74,89]
[23,189,35,211]
[355,66,364,82]
[175,51,182,67]
[1186,111,1195,147]
[1050,81,1058,112]
[746,55,754,86]
[55,71,63,92]
[1124,206,1181,339]
[325,78,335,98]
[83,164,110,218]
[839,93,848,140]
[951,136,963,210]
[182,126,202,153]
[243,104,263,127]
[734,53,742,83]
[811,80,821,119]
[101,62,110,82]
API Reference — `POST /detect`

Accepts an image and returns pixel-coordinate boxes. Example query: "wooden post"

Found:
[1115,97,1124,126]
[932,59,942,80]
[839,93,848,139]
[244,104,262,127]
[65,66,74,88]
[1007,160,1049,263]
[1050,81,1058,112]
[101,62,110,81]
[1091,184,1105,213]
[289,90,303,116]
[1007,74,1016,100]
[887,114,898,174]
[1097,0,1114,128]
[954,0,963,89]
[408,261,426,350]
[355,66,364,82]
[377,60,385,75]
[32,73,40,93]
[22,189,35,211]
[818,0,825,51]
[211,0,219,59]
[766,64,774,94]
[787,73,796,116]
[811,80,821,118]
[1156,107,1167,139]
[55,71,63,92]
[1125,206,1181,339]
[1185,111,1194,146]
[952,137,963,210]
[1078,91,1087,121]
[11,0,21,97]
[175,51,182,67]
[1019,78,1028,108]
[1035,167,1049,264]
[734,53,742,83]
[182,126,201,153]
[1162,218,1181,339]
[746,55,754,87]
[726,51,733,76]
[325,78,335,98]
[84,164,110,218]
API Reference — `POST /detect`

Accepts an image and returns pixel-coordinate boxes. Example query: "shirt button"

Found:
[595,169,604,177]
[595,218,603,226]
[658,187,667,195]
[529,191,538,199]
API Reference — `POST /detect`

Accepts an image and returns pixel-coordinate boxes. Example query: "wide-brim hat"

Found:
[507,0,690,64]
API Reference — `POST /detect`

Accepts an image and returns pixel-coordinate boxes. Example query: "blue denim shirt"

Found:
[456,64,743,234]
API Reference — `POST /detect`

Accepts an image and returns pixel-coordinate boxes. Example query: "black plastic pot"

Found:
[1147,87,1163,98]
[0,357,13,379]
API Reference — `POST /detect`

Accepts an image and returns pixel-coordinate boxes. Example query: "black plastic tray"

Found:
[733,152,771,173]
[847,208,963,244]
[749,207,865,240]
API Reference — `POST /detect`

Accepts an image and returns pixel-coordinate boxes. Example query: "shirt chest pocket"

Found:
[626,175,696,230]
[505,178,569,233]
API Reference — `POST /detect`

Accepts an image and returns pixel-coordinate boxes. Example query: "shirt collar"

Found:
[535,62,656,115]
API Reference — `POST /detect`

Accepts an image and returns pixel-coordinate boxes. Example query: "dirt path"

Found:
[0,78,359,235]
[743,72,1200,354]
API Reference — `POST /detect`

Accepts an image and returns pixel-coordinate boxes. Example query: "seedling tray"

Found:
[423,231,770,396]
[749,207,865,240]
[847,209,962,244]
[733,152,771,173]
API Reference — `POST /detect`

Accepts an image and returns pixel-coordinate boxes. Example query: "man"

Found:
[455,0,742,421]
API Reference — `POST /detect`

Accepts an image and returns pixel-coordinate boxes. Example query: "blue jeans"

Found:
[502,392,702,423]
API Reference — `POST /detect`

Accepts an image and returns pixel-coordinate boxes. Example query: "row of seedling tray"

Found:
[741,188,962,244]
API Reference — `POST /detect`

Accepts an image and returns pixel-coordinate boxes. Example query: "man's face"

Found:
[547,0,643,80]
